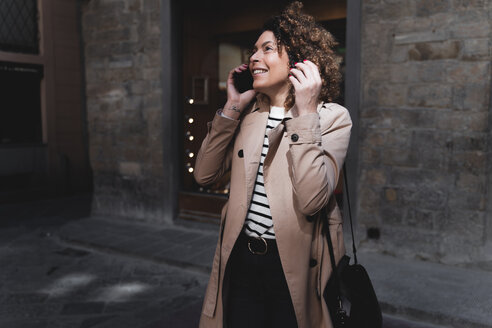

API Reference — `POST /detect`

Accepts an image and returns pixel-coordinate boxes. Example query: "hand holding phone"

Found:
[224,64,257,120]
[233,67,253,93]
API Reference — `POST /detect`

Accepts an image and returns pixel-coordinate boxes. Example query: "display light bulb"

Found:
[188,152,194,158]
[189,135,194,141]
[188,167,194,173]
[188,118,194,124]
[188,98,194,104]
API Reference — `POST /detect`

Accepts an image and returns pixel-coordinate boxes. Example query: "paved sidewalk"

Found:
[1,195,491,328]
[58,215,492,328]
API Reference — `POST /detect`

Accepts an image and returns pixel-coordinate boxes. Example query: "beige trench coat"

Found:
[194,99,352,328]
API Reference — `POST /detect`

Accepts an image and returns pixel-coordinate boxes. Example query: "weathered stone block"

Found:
[118,113,147,135]
[385,188,398,202]
[381,148,419,167]
[143,92,162,109]
[392,108,436,129]
[376,82,408,106]
[360,147,381,164]
[435,111,488,132]
[414,61,449,82]
[398,186,448,211]
[119,162,142,177]
[451,134,487,152]
[390,168,453,188]
[128,0,142,12]
[142,68,161,81]
[419,148,446,170]
[129,80,151,95]
[453,0,488,9]
[408,84,452,108]
[408,41,460,61]
[448,150,487,175]
[358,106,394,128]
[449,22,491,39]
[359,186,381,210]
[143,0,159,11]
[440,209,486,246]
[447,61,490,84]
[361,168,387,185]
[362,45,391,66]
[394,16,434,34]
[405,207,435,229]
[93,28,133,43]
[362,22,392,49]
[88,0,125,13]
[394,30,448,45]
[390,44,410,63]
[416,0,451,17]
[380,204,404,226]
[462,38,491,61]
[456,172,486,193]
[452,83,490,111]
[379,0,416,21]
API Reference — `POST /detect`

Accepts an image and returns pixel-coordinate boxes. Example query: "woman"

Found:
[194,2,352,327]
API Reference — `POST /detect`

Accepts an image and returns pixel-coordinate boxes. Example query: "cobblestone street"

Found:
[0,198,208,328]
[0,195,489,328]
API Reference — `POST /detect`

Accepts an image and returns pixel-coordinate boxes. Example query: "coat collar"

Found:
[241,98,326,207]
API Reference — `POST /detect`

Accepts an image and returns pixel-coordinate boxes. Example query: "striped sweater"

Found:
[243,106,285,239]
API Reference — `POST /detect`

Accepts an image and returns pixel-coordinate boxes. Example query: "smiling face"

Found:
[249,31,291,101]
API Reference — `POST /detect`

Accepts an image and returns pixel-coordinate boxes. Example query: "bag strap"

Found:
[323,163,356,309]
[343,164,357,264]
[325,163,357,270]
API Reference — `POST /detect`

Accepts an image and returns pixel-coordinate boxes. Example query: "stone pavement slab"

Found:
[362,252,492,328]
[2,195,490,328]
[58,216,218,274]
[0,221,209,328]
[58,215,492,328]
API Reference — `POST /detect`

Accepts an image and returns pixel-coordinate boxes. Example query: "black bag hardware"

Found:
[323,164,383,328]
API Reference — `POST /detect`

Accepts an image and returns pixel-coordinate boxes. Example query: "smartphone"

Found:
[233,68,253,93]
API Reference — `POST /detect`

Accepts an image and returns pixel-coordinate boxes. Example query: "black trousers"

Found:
[226,232,298,328]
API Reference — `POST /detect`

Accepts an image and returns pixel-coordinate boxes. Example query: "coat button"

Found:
[309,259,317,267]
[291,134,299,142]
[238,149,244,158]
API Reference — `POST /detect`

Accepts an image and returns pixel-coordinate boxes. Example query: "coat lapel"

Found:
[240,101,269,207]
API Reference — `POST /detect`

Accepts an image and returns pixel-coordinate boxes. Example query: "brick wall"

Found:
[359,0,492,264]
[81,0,167,222]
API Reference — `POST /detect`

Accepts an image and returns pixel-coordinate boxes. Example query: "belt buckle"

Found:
[248,236,267,255]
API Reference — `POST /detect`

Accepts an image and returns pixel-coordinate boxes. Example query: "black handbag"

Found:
[322,164,383,328]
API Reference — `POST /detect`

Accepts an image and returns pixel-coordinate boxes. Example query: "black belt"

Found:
[239,231,277,255]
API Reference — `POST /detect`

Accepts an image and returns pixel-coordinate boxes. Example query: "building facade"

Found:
[2,0,489,266]
[81,0,492,264]
[358,0,492,264]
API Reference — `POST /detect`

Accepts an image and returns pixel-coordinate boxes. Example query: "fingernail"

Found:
[303,59,307,62]
[294,62,298,65]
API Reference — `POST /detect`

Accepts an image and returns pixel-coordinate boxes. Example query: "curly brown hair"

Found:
[259,1,342,109]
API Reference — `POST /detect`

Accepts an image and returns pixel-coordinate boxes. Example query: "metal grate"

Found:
[0,0,39,54]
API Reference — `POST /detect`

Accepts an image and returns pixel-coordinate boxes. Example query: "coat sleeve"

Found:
[284,103,352,216]
[193,111,240,186]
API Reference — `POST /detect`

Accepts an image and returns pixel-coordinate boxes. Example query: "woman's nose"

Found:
[250,50,261,63]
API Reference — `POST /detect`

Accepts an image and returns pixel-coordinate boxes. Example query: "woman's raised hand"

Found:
[288,60,322,116]
[223,64,256,120]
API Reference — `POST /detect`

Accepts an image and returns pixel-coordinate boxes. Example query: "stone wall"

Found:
[81,0,167,222]
[359,0,492,264]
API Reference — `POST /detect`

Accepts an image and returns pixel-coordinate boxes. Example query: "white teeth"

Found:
[253,69,268,75]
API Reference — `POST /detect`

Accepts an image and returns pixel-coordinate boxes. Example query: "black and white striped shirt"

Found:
[243,106,285,239]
